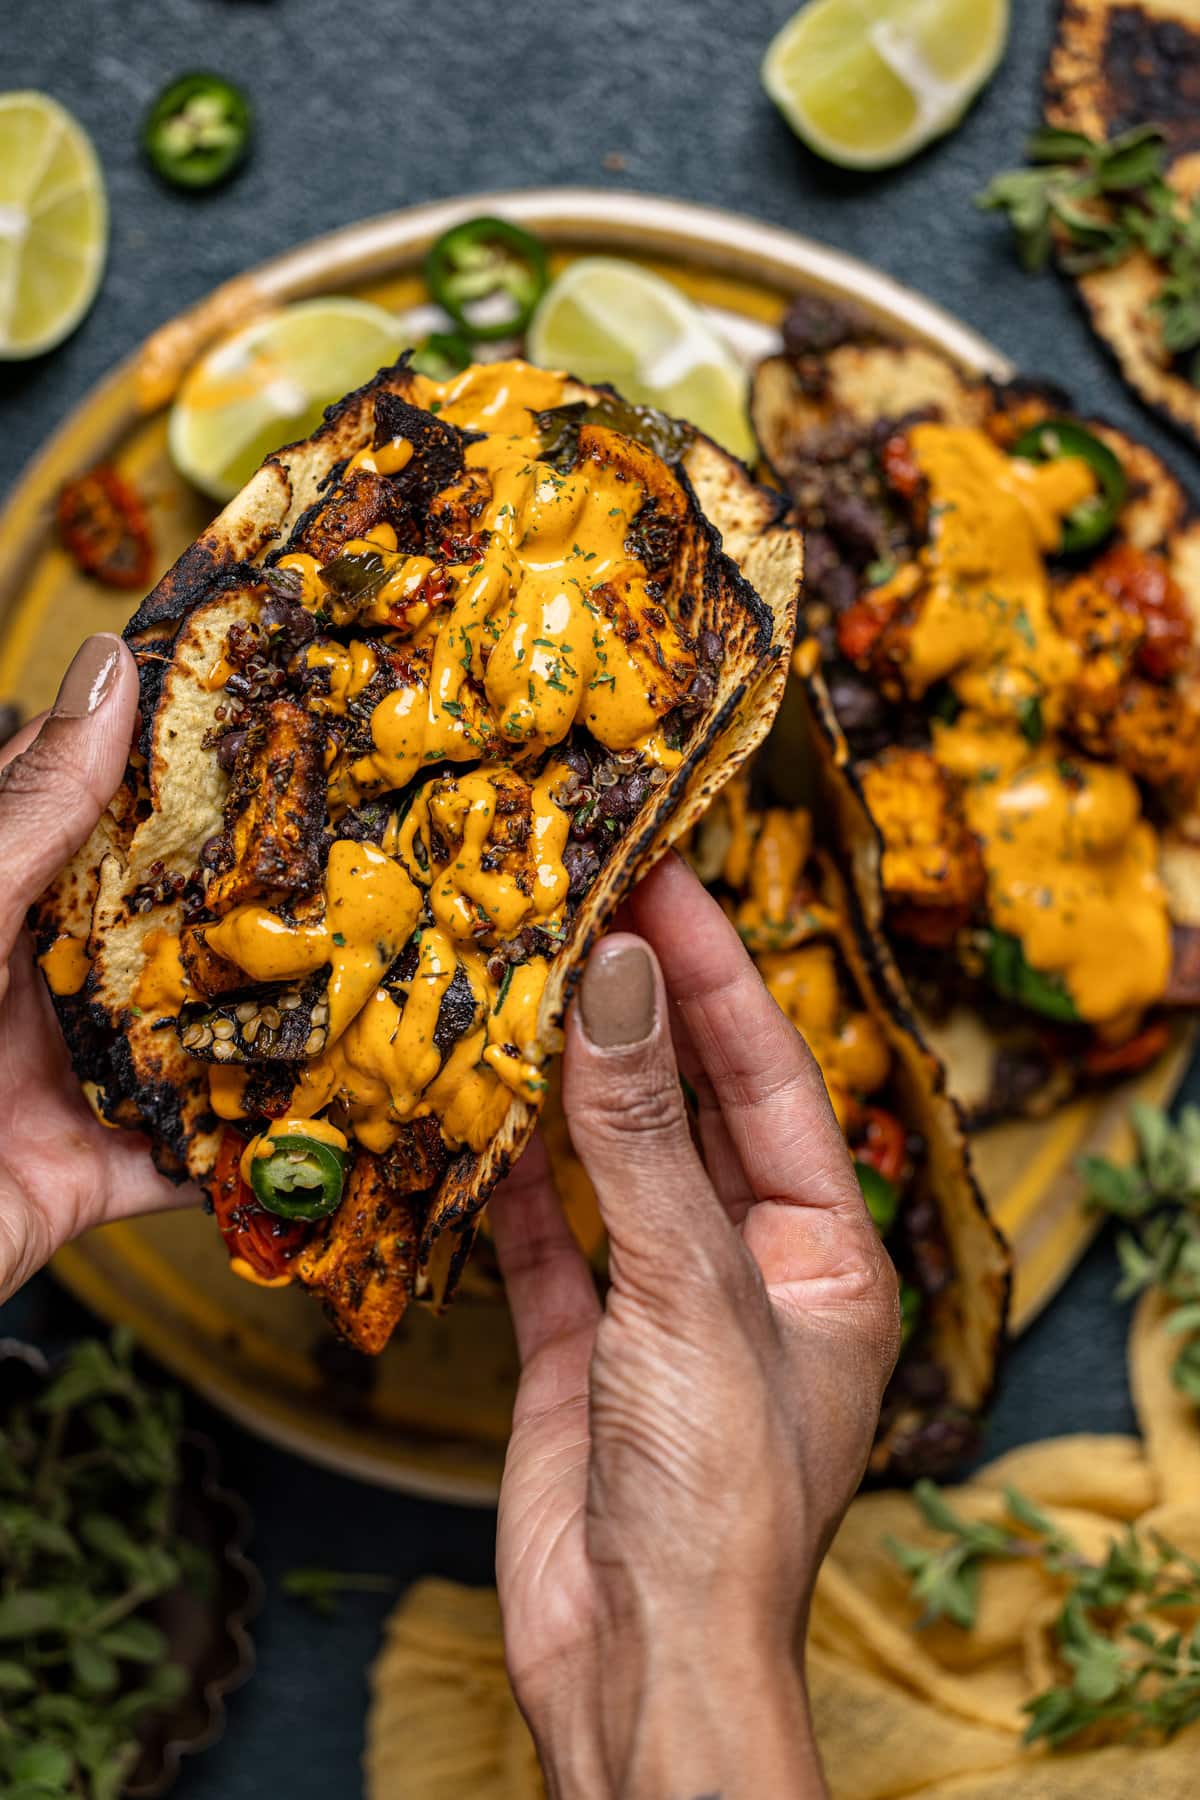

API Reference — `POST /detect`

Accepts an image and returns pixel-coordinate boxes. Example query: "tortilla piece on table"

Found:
[37,358,802,1346]
[1046,0,1200,445]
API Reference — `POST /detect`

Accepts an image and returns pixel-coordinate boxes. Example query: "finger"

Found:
[489,1134,601,1368]
[562,933,733,1289]
[666,998,754,1219]
[630,853,862,1221]
[0,713,48,775]
[0,636,136,960]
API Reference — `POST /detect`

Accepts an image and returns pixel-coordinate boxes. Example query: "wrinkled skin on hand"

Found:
[490,855,901,1798]
[0,638,194,1306]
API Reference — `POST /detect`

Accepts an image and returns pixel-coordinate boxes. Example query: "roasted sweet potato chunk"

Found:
[296,1152,422,1353]
[207,697,327,911]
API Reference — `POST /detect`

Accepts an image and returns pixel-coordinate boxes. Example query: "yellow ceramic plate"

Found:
[1,189,1186,1499]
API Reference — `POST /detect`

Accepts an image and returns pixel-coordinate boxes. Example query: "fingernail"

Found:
[580,942,656,1048]
[52,635,122,719]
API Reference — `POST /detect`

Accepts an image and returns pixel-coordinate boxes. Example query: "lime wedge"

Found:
[0,91,107,359]
[169,297,405,501]
[763,0,1009,170]
[526,257,756,464]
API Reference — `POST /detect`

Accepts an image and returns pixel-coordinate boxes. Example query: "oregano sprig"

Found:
[1079,1102,1200,1403]
[887,1482,1200,1749]
[0,1332,200,1800]
[978,126,1200,382]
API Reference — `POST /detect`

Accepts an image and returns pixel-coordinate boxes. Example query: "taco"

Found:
[1045,0,1200,446]
[753,304,1200,1124]
[565,770,1008,1479]
[34,357,801,1352]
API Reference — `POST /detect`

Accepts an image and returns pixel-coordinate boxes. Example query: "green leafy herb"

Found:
[888,1480,1200,1748]
[0,1333,198,1799]
[979,126,1200,378]
[1079,1103,1200,1403]
[281,1567,397,1619]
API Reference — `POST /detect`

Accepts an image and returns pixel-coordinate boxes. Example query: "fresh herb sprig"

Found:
[0,1332,197,1800]
[1079,1102,1200,1402]
[281,1566,397,1619]
[978,126,1200,381]
[887,1480,1200,1748]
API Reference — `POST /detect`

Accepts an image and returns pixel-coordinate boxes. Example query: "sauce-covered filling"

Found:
[133,362,718,1195]
[686,778,973,1476]
[837,421,1192,1032]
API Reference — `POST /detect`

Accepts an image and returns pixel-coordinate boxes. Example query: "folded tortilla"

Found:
[752,325,1200,1122]
[1045,0,1200,446]
[34,356,801,1351]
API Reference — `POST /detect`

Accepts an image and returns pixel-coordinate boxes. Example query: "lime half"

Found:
[527,257,755,464]
[0,92,108,359]
[763,0,1009,170]
[169,297,405,501]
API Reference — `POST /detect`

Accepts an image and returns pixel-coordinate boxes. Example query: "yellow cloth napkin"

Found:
[364,1289,1200,1797]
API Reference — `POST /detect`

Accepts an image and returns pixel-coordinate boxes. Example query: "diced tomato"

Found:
[1092,543,1193,682]
[838,597,894,663]
[57,465,154,590]
[210,1128,309,1281]
[1083,1019,1171,1078]
[852,1107,908,1186]
[881,432,922,500]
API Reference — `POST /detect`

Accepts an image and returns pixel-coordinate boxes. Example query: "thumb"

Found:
[0,634,136,960]
[562,935,734,1294]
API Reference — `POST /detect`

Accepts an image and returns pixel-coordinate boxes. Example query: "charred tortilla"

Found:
[35,357,801,1353]
[686,777,1011,1478]
[753,306,1200,1124]
[1046,0,1200,443]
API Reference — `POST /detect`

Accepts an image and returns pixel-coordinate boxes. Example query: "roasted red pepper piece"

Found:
[57,465,154,590]
[1083,1019,1171,1079]
[1092,542,1193,682]
[881,431,922,500]
[852,1107,908,1187]
[210,1128,309,1281]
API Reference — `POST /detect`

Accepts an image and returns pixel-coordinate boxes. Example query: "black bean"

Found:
[828,668,888,737]
[824,490,885,561]
[781,294,871,358]
[0,702,20,750]
[698,628,722,666]
[559,741,592,779]
[563,840,600,901]
[215,728,248,773]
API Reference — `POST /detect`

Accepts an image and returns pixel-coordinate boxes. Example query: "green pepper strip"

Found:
[410,330,474,381]
[250,1135,347,1221]
[143,73,252,190]
[424,217,550,343]
[1011,417,1127,555]
[984,929,1080,1023]
[855,1160,901,1235]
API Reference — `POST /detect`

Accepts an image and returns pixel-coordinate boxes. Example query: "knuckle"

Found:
[575,1064,687,1142]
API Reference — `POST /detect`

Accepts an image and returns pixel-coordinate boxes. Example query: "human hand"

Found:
[0,635,194,1305]
[490,852,902,1799]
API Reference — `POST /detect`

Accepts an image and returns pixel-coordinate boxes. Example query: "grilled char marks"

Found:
[372,391,473,506]
[178,969,330,1064]
[206,697,328,911]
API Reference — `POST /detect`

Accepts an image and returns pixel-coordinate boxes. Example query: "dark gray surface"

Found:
[1,0,1197,1794]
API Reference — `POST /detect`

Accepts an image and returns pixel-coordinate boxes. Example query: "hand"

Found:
[490,853,901,1799]
[0,635,195,1306]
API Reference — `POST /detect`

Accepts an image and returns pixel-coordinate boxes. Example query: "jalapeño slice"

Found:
[144,73,252,190]
[249,1134,347,1221]
[425,217,549,342]
[1011,418,1126,555]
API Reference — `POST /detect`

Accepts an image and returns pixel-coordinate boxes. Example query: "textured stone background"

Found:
[1,0,1197,1793]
